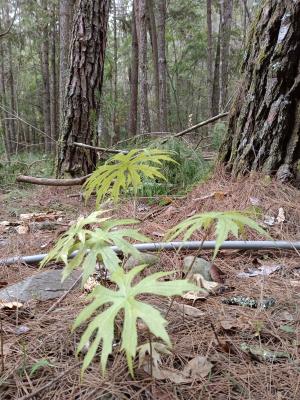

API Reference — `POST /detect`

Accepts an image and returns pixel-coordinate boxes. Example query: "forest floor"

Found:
[1,170,300,400]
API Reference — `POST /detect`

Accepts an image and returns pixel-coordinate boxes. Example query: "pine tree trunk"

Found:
[41,0,52,152]
[0,40,10,159]
[56,0,110,176]
[112,0,119,143]
[220,0,300,182]
[59,0,74,133]
[147,0,160,131]
[212,18,221,117]
[135,0,151,134]
[157,0,167,132]
[219,0,233,110]
[128,2,139,137]
[206,0,213,117]
[50,7,58,142]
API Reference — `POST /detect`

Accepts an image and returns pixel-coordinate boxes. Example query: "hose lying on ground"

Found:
[1,240,300,266]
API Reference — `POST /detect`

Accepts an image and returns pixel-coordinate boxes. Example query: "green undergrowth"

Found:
[0,151,54,189]
[123,138,212,197]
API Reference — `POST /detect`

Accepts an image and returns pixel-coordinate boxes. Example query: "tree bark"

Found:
[206,0,213,117]
[50,6,58,142]
[135,0,151,134]
[157,0,168,132]
[59,0,75,134]
[220,0,300,182]
[219,0,233,110]
[212,17,221,117]
[147,0,160,131]
[112,0,119,143]
[41,0,52,152]
[128,2,139,137]
[56,0,110,176]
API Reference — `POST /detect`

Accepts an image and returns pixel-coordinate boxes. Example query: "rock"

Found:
[0,269,81,302]
[183,256,212,281]
[124,253,159,269]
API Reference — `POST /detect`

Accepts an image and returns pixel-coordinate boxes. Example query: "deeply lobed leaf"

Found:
[83,149,177,205]
[74,265,196,375]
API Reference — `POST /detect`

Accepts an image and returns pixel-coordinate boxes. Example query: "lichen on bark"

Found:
[220,0,300,182]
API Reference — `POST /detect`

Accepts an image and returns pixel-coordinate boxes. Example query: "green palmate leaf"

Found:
[83,148,177,206]
[40,210,149,281]
[166,211,270,259]
[73,265,196,376]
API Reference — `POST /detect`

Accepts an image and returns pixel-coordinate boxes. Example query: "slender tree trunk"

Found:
[157,0,167,131]
[220,0,300,181]
[128,2,139,137]
[56,0,110,176]
[41,0,52,152]
[112,0,119,143]
[212,17,221,116]
[50,7,58,144]
[0,39,10,159]
[219,0,233,110]
[135,0,151,134]
[206,0,213,117]
[147,0,160,131]
[59,0,74,133]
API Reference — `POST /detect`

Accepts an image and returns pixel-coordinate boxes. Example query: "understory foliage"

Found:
[166,211,270,259]
[83,148,176,205]
[74,265,195,375]
[43,149,269,376]
[41,210,149,282]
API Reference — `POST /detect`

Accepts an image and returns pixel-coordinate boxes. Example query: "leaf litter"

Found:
[1,171,300,399]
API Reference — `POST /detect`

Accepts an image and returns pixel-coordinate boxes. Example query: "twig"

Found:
[73,142,129,154]
[161,112,229,143]
[18,362,81,400]
[148,330,153,377]
[16,174,91,186]
[40,273,82,319]
[0,5,17,38]
[0,317,4,373]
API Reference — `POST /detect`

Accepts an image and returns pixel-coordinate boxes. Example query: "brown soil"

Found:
[1,171,300,400]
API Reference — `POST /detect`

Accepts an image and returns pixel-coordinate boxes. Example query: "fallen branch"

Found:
[161,112,229,143]
[16,174,91,186]
[73,141,128,154]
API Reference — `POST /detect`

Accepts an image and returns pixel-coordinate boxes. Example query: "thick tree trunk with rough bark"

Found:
[128,2,139,137]
[56,0,110,176]
[220,0,300,182]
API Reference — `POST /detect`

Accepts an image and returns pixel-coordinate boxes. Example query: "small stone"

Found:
[183,256,212,281]
[124,253,159,269]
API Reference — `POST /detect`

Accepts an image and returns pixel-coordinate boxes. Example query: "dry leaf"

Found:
[16,224,29,235]
[83,277,99,293]
[276,208,285,224]
[138,342,172,369]
[150,366,191,383]
[0,301,23,310]
[219,319,238,331]
[210,264,225,283]
[193,274,219,292]
[237,264,282,278]
[182,290,209,301]
[173,301,205,317]
[182,356,213,379]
